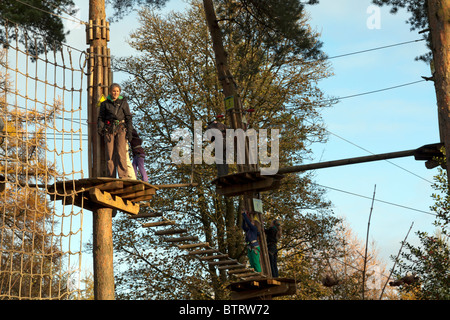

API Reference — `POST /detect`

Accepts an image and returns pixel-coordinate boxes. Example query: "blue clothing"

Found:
[242,212,259,247]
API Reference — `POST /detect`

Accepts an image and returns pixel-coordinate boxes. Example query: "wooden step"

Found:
[227,268,251,275]
[178,242,209,249]
[199,254,229,261]
[154,228,187,236]
[165,236,198,243]
[128,212,163,219]
[217,264,246,271]
[240,275,265,282]
[188,248,218,255]
[142,220,176,228]
[208,259,237,266]
[235,272,261,278]
[109,183,143,195]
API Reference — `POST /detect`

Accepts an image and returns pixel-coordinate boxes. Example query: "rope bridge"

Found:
[0,21,86,299]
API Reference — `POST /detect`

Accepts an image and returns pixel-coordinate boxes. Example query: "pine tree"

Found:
[0,0,78,55]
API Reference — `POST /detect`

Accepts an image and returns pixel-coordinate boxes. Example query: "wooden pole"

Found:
[278,149,416,174]
[202,0,272,280]
[92,207,115,299]
[427,0,450,178]
[88,0,114,300]
[278,143,443,174]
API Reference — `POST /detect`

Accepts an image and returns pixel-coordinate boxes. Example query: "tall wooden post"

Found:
[427,0,450,176]
[87,0,114,300]
[203,0,272,278]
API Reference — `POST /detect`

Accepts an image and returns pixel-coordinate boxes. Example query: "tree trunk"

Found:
[202,0,272,278]
[427,0,450,175]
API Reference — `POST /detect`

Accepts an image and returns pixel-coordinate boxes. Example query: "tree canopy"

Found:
[110,0,339,299]
[0,0,78,55]
[393,167,450,300]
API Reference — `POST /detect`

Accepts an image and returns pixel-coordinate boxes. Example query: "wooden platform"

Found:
[211,171,284,197]
[228,277,296,300]
[45,177,159,215]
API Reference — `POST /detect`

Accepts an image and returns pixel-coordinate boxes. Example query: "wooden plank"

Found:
[60,193,99,212]
[236,272,261,278]
[216,177,275,196]
[95,181,123,191]
[199,254,229,261]
[109,183,144,195]
[88,188,139,215]
[142,220,176,228]
[121,188,156,199]
[217,264,245,270]
[128,211,163,219]
[209,259,238,266]
[178,242,209,249]
[188,248,218,255]
[164,236,198,243]
[228,268,250,275]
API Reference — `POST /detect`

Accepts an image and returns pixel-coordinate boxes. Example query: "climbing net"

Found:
[0,21,85,299]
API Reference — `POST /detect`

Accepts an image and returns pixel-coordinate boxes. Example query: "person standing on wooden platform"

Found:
[97,83,133,179]
[242,211,261,273]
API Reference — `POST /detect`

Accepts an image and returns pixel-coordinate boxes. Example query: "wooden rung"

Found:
[188,248,218,255]
[154,228,187,236]
[128,212,163,219]
[94,181,124,192]
[240,275,265,282]
[199,254,229,261]
[178,242,209,249]
[236,272,261,278]
[164,236,198,243]
[142,221,176,228]
[217,264,245,270]
[227,268,250,275]
[208,259,237,266]
[122,188,156,199]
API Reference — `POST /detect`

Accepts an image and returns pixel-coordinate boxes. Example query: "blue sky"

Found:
[65,0,439,270]
[305,0,438,265]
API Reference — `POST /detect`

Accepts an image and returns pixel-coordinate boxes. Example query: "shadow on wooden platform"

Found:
[211,171,284,197]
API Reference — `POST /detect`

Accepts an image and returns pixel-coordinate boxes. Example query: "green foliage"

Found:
[215,0,326,61]
[0,0,77,55]
[393,168,450,300]
[106,0,169,21]
[111,0,340,299]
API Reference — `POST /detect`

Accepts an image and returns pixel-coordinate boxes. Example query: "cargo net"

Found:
[0,21,85,299]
